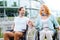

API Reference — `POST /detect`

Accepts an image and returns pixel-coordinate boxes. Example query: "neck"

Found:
[42,13,47,16]
[19,15,24,18]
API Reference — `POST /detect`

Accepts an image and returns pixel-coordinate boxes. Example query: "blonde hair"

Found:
[28,20,34,27]
[40,4,50,16]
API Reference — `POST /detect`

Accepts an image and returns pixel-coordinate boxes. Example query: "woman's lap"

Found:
[39,29,54,36]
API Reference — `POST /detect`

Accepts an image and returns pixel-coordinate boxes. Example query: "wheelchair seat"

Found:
[6,25,28,40]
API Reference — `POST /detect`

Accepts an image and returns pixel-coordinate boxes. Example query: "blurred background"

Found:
[0,0,60,40]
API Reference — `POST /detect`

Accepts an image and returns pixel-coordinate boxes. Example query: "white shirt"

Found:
[41,18,49,28]
[14,16,29,32]
[41,18,49,31]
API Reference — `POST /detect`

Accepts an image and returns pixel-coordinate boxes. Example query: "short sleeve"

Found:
[26,17,30,24]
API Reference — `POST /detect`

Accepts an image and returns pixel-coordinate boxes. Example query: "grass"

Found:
[0,28,3,38]
[7,17,14,21]
[0,32,3,38]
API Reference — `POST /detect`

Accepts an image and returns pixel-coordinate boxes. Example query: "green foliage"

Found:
[57,17,60,25]
[12,2,17,7]
[25,11,28,17]
[5,1,7,6]
[35,0,39,1]
[0,28,3,38]
[6,8,18,17]
[0,33,3,38]
[0,1,3,6]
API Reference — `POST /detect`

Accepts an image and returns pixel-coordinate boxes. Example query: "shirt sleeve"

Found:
[26,18,30,25]
[35,17,41,30]
[52,15,59,28]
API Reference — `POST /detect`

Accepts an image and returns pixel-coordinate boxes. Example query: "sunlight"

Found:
[43,0,60,11]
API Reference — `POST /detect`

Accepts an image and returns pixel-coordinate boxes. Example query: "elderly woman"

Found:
[35,4,60,40]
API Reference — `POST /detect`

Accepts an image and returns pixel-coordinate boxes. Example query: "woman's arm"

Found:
[35,17,41,31]
[52,15,59,28]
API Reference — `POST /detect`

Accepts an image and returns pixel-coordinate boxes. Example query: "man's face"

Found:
[19,8,25,16]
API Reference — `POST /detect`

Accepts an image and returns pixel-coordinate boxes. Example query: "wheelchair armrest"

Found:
[6,29,13,32]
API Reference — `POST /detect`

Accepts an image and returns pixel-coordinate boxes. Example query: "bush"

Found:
[0,28,3,38]
[0,33,3,38]
[57,17,60,25]
[0,1,3,6]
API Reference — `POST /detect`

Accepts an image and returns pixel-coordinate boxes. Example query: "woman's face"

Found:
[40,6,45,14]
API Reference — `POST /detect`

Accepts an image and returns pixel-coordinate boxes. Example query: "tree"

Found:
[25,11,28,17]
[57,17,60,25]
[0,1,3,6]
[12,2,17,7]
[5,1,7,6]
[35,0,39,1]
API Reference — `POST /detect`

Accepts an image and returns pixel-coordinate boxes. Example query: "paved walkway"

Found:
[0,38,3,40]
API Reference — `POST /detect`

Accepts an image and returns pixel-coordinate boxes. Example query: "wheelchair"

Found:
[35,27,58,40]
[6,25,28,40]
